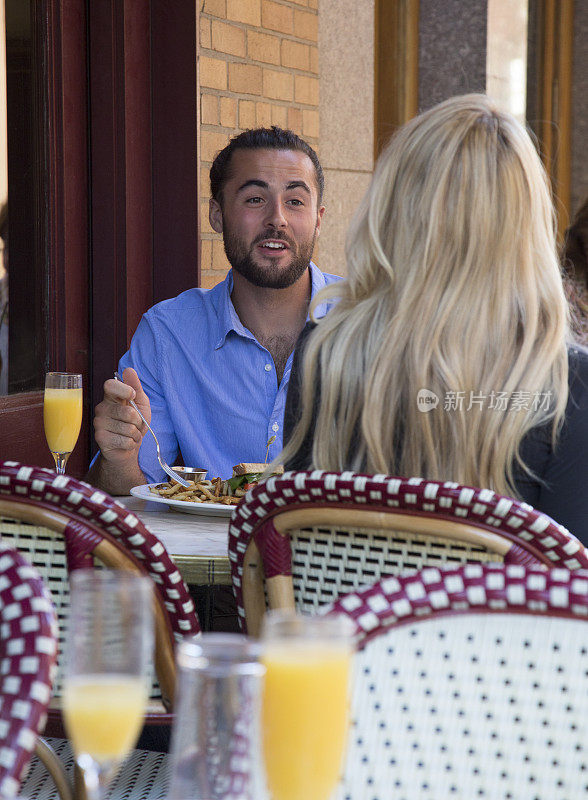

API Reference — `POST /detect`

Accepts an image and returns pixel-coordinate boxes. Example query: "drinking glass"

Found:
[62,570,154,800]
[43,372,83,474]
[168,634,267,800]
[261,612,354,800]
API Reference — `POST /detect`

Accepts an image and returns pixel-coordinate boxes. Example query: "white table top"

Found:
[116,495,232,585]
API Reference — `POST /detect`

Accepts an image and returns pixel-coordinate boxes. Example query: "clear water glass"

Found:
[168,634,268,800]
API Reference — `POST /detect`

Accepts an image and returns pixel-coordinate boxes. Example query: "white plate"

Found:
[130,483,236,517]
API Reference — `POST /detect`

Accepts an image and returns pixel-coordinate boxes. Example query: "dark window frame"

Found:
[527,0,573,242]
[374,0,420,159]
[0,0,90,474]
[0,0,200,479]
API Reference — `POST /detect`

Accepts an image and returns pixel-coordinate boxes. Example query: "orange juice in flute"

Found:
[63,570,153,800]
[63,675,147,764]
[261,613,354,800]
[43,372,82,473]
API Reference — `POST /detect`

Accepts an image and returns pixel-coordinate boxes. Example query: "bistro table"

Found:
[115,495,232,587]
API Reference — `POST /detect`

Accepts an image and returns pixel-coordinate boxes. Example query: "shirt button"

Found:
[272,423,279,432]
[264,363,272,372]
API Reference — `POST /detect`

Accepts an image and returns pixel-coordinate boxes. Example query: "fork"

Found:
[113,372,190,488]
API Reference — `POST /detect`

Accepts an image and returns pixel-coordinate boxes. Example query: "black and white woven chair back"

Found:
[21,738,169,800]
[289,523,499,614]
[328,563,588,800]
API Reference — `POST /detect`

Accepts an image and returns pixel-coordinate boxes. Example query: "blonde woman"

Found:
[280,94,588,543]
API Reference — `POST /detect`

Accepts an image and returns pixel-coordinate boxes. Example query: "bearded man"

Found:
[87,127,339,493]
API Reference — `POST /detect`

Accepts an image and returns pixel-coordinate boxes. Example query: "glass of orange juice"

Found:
[261,612,355,800]
[62,570,153,800]
[43,372,83,473]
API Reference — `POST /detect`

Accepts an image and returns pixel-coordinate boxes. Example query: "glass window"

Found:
[0,0,46,396]
[487,0,529,123]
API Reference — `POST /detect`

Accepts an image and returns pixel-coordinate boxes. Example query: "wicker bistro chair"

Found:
[0,461,201,726]
[228,471,588,635]
[0,543,62,799]
[327,563,588,800]
[0,462,202,800]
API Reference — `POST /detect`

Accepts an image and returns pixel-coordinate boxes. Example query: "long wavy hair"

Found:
[279,94,570,496]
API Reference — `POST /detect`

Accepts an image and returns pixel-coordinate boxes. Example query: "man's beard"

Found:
[223,227,318,289]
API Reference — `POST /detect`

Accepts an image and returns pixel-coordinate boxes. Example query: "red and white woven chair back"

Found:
[229,471,587,631]
[0,543,58,799]
[0,461,200,707]
[328,563,588,800]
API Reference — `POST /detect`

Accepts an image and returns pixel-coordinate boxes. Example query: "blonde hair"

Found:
[280,94,570,496]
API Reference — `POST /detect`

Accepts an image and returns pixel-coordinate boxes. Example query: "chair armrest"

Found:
[35,738,73,800]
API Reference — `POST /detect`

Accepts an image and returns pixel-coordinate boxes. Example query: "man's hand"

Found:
[85,367,150,494]
[94,368,150,464]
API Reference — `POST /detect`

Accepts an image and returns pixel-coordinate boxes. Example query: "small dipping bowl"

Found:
[172,466,207,484]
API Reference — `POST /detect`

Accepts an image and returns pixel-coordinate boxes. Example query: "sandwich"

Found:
[228,462,284,492]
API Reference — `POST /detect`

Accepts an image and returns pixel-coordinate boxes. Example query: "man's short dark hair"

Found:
[210,126,324,206]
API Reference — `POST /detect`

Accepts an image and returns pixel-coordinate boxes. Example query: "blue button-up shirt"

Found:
[118,264,340,482]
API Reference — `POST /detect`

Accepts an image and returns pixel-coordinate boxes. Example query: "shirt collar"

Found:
[214,271,241,349]
[214,263,326,349]
[308,261,332,320]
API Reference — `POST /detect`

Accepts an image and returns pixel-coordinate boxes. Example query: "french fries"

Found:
[149,478,246,505]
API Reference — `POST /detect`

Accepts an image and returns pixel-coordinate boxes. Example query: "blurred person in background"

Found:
[562,196,588,346]
[281,94,588,544]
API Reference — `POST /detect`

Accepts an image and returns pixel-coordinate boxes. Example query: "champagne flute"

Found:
[43,372,83,474]
[261,612,354,800]
[62,570,154,800]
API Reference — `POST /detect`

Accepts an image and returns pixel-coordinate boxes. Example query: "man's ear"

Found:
[209,198,223,233]
[315,204,325,237]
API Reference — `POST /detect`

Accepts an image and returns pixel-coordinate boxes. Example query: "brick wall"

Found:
[199,0,319,289]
